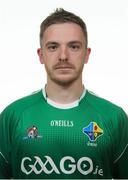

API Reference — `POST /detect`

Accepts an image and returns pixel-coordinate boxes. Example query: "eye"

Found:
[47,45,58,52]
[69,44,80,51]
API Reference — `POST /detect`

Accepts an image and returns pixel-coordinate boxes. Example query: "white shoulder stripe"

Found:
[113,144,128,163]
[0,152,8,163]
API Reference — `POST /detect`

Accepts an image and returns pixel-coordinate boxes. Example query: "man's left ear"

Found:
[85,48,91,64]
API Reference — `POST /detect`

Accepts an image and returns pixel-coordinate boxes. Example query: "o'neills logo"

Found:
[21,156,103,176]
[50,120,74,127]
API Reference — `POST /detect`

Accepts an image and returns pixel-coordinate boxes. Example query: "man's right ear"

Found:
[37,48,44,64]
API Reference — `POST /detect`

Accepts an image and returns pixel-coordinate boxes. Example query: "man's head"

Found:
[37,8,91,86]
[39,8,88,48]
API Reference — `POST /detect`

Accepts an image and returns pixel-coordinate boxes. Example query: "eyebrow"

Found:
[45,41,82,46]
[45,42,59,47]
[68,41,82,45]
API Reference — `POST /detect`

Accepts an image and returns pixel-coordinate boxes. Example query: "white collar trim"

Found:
[42,86,86,109]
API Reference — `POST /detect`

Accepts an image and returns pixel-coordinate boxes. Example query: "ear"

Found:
[37,48,44,64]
[84,48,91,64]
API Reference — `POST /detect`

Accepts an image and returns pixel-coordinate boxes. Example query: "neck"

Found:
[45,79,84,104]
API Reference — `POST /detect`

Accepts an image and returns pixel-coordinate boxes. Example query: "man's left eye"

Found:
[70,45,80,51]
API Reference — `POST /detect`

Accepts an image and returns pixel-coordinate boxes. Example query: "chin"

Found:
[52,77,78,86]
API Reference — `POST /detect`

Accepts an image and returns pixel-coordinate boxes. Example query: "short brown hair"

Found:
[39,8,88,48]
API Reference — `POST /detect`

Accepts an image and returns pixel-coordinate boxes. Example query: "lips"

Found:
[53,62,75,70]
[55,65,73,69]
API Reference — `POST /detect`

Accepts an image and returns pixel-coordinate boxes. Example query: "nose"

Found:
[59,46,68,62]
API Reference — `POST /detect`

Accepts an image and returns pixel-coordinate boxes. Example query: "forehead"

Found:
[43,23,85,43]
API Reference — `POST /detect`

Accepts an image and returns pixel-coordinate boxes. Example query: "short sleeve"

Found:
[0,109,12,178]
[113,108,128,179]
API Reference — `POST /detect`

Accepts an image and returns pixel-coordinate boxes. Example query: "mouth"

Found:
[55,66,73,69]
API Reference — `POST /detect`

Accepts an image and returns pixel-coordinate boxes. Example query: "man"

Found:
[0,8,128,179]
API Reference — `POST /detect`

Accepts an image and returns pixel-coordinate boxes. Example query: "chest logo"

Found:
[83,122,103,142]
[23,125,42,140]
[27,126,38,138]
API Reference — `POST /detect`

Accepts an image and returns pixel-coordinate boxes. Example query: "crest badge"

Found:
[83,122,103,142]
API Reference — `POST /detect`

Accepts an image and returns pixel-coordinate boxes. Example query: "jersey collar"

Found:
[42,85,86,109]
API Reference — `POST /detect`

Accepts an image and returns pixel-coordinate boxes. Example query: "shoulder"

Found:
[86,90,126,117]
[0,89,43,117]
[86,90,128,143]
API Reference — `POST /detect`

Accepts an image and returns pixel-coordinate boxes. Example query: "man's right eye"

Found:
[47,45,58,51]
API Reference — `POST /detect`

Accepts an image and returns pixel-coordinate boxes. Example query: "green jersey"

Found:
[0,89,128,179]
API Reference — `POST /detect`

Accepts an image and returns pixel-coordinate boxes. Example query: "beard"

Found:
[45,62,84,87]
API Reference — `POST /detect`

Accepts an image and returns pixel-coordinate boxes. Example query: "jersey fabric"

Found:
[0,89,128,179]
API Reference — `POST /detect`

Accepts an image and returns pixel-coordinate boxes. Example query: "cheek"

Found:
[70,50,85,59]
[43,59,55,72]
[71,53,85,65]
[44,53,59,63]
